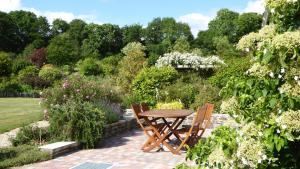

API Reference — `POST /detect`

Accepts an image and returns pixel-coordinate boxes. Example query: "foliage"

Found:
[186,126,238,168]
[41,74,121,109]
[208,56,250,88]
[81,23,123,57]
[29,48,47,68]
[190,82,221,111]
[160,80,198,108]
[121,24,143,45]
[38,64,62,83]
[68,19,87,45]
[236,12,262,38]
[51,19,69,36]
[0,11,21,52]
[49,100,105,148]
[213,36,240,58]
[46,33,80,66]
[0,51,12,76]
[18,66,47,88]
[11,58,33,74]
[156,52,225,71]
[156,101,184,109]
[8,10,50,51]
[131,66,178,105]
[99,54,122,76]
[76,58,102,76]
[0,145,50,169]
[172,36,190,53]
[11,125,50,146]
[182,3,300,168]
[117,42,147,92]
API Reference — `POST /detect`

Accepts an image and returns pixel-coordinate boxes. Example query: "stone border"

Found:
[103,118,138,138]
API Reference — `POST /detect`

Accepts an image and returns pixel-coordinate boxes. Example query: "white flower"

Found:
[258,132,263,137]
[282,124,287,129]
[242,158,248,165]
[271,8,275,13]
[39,91,43,95]
[262,155,267,160]
[237,151,241,157]
[278,74,282,79]
[277,129,281,134]
[280,68,285,73]
[263,49,267,54]
[245,48,250,52]
[258,159,262,164]
[294,76,299,81]
[269,72,274,78]
[258,151,262,156]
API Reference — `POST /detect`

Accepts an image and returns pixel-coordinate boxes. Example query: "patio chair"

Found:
[131,104,164,151]
[176,103,214,149]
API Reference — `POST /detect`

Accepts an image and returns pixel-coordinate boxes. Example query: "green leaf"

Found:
[269,98,277,108]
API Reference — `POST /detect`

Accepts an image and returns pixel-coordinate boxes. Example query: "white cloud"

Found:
[0,0,102,24]
[243,0,265,14]
[0,0,22,12]
[177,13,213,37]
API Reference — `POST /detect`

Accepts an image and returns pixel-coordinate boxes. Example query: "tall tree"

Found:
[51,19,69,36]
[0,11,22,52]
[121,24,143,46]
[81,23,123,58]
[236,12,262,39]
[9,10,50,49]
[68,19,87,45]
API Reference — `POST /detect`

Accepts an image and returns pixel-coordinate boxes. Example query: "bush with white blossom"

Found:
[178,1,300,169]
[155,52,225,70]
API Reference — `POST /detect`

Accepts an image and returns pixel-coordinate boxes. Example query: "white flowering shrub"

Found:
[155,52,225,70]
[179,1,300,169]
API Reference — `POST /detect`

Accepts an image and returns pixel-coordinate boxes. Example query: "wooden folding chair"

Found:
[131,104,164,151]
[176,103,214,150]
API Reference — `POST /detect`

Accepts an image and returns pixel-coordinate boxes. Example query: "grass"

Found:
[0,145,51,169]
[0,98,43,134]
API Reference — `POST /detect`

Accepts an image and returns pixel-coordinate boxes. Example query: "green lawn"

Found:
[0,98,43,134]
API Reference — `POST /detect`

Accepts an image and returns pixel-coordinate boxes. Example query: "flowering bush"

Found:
[179,2,300,168]
[155,52,225,71]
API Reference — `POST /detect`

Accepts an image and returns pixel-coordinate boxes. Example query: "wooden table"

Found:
[139,109,193,154]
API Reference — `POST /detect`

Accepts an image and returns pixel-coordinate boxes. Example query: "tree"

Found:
[236,12,262,39]
[208,8,239,43]
[117,42,147,92]
[9,10,50,50]
[81,24,123,58]
[29,48,47,68]
[51,19,69,36]
[47,33,79,65]
[213,36,239,58]
[172,36,190,53]
[0,12,22,52]
[122,24,143,46]
[68,19,87,45]
[0,52,12,76]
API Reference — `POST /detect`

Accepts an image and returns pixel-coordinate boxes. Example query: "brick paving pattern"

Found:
[18,129,191,169]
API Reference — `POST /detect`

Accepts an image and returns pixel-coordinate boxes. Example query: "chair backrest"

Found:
[202,103,214,128]
[131,103,142,119]
[141,102,150,112]
[193,106,207,127]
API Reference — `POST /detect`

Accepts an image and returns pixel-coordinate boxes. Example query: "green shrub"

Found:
[0,52,12,76]
[208,56,250,88]
[49,101,105,148]
[99,54,122,76]
[0,145,50,169]
[38,64,62,83]
[76,58,102,76]
[18,66,48,88]
[11,126,51,146]
[160,81,197,108]
[190,82,221,111]
[156,101,184,109]
[12,58,33,74]
[185,126,238,168]
[131,66,179,105]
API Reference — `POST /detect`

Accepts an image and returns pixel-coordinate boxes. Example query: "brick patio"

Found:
[17,129,195,169]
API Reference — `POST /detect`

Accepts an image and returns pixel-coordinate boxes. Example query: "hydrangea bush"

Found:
[155,52,225,70]
[179,1,300,168]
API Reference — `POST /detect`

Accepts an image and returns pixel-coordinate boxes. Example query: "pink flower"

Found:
[76,89,80,92]
[63,81,69,89]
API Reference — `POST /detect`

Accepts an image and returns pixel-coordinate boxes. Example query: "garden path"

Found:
[17,129,212,169]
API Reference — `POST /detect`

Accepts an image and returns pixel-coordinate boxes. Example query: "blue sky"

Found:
[0,0,264,36]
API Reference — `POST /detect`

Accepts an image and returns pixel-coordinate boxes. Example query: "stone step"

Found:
[39,141,79,158]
